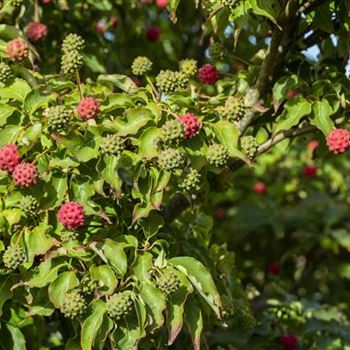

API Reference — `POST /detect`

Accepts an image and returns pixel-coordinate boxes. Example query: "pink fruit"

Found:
[253,182,266,195]
[280,334,298,350]
[27,22,48,43]
[303,164,317,178]
[13,163,38,187]
[0,144,21,173]
[197,64,219,85]
[326,128,350,154]
[58,202,85,229]
[267,261,281,275]
[6,38,29,61]
[77,97,100,120]
[177,113,201,139]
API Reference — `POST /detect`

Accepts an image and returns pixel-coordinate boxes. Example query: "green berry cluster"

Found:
[60,289,87,319]
[44,105,72,132]
[100,134,125,156]
[221,95,247,121]
[81,275,98,295]
[162,120,184,145]
[61,33,85,75]
[231,300,256,331]
[3,245,26,270]
[107,292,133,320]
[0,62,13,84]
[221,0,241,9]
[179,168,201,192]
[155,269,181,297]
[156,70,189,94]
[131,56,153,76]
[209,42,226,60]
[240,135,258,159]
[179,59,198,77]
[19,195,38,217]
[158,149,185,171]
[60,230,79,242]
[207,144,229,167]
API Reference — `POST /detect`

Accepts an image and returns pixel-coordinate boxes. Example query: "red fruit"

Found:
[214,207,226,219]
[156,0,168,8]
[42,0,53,4]
[177,113,201,139]
[109,16,119,27]
[6,38,29,61]
[13,163,38,187]
[267,261,281,275]
[326,128,350,154]
[286,89,298,100]
[253,182,266,195]
[77,97,100,120]
[303,164,317,178]
[96,22,107,33]
[197,64,219,85]
[58,202,85,229]
[308,139,319,152]
[280,334,298,350]
[0,144,21,173]
[146,27,161,41]
[27,22,48,43]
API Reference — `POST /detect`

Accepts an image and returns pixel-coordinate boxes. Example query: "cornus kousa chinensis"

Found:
[303,164,317,178]
[58,202,85,229]
[12,163,38,188]
[27,22,48,43]
[253,182,266,194]
[280,334,298,350]
[77,97,100,120]
[146,27,161,41]
[6,38,29,61]
[326,128,350,154]
[177,113,201,139]
[197,64,219,85]
[0,144,21,172]
[156,0,168,8]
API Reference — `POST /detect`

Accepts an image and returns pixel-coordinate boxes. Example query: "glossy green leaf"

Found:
[310,99,334,136]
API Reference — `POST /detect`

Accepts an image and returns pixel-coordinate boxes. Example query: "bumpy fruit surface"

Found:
[132,56,153,76]
[3,245,26,270]
[209,42,226,60]
[197,64,219,85]
[158,149,185,171]
[6,39,29,61]
[240,135,258,159]
[231,299,256,331]
[156,0,168,8]
[107,292,133,320]
[13,163,38,187]
[155,269,180,296]
[0,144,21,172]
[326,128,350,154]
[222,95,247,121]
[61,50,84,74]
[81,275,98,295]
[62,33,85,53]
[179,58,198,76]
[60,230,79,242]
[100,134,125,155]
[27,22,48,43]
[280,334,298,350]
[221,0,241,8]
[19,195,38,216]
[207,144,229,167]
[44,105,72,132]
[156,70,188,93]
[162,120,184,144]
[146,27,161,41]
[179,168,201,192]
[58,202,85,229]
[61,290,87,319]
[177,113,201,139]
[77,97,100,120]
[0,62,13,84]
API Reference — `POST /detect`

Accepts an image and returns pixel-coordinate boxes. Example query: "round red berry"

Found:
[27,22,48,43]
[156,0,168,8]
[42,0,53,4]
[6,39,29,61]
[197,64,219,85]
[77,97,100,120]
[326,128,350,154]
[303,164,317,178]
[214,207,226,219]
[177,113,201,139]
[267,261,281,275]
[58,202,85,229]
[0,144,21,173]
[146,27,161,41]
[253,182,266,195]
[13,163,38,187]
[280,334,298,350]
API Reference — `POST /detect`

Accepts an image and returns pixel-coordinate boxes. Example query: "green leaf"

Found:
[6,324,26,350]
[169,256,222,319]
[102,239,128,277]
[310,99,334,136]
[24,90,54,115]
[0,79,31,102]
[0,125,23,147]
[81,300,107,350]
[313,2,334,33]
[97,155,123,196]
[248,0,281,22]
[20,123,42,145]
[0,104,16,127]
[168,0,181,22]
[138,127,161,158]
[185,298,203,350]
[272,75,302,109]
[97,74,138,92]
[48,271,79,308]
[89,264,117,295]
[0,276,14,317]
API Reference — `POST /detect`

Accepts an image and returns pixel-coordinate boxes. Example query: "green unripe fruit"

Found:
[209,42,226,60]
[107,292,133,320]
[221,95,247,121]
[100,134,125,156]
[207,144,229,167]
[158,149,185,171]
[61,51,84,75]
[162,120,184,144]
[19,195,38,217]
[231,299,256,331]
[179,168,201,192]
[60,230,79,242]
[3,245,26,270]
[179,59,198,77]
[11,0,23,6]
[240,135,258,159]
[221,0,241,9]
[81,275,98,295]
[62,33,85,53]
[131,56,153,76]
[155,269,181,297]
[0,63,13,84]
[60,289,87,319]
[44,105,72,132]
[156,70,188,94]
